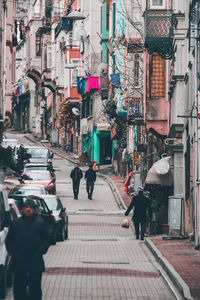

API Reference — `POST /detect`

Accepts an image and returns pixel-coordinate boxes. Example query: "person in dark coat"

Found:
[85,164,96,200]
[5,199,50,300]
[125,187,152,240]
[70,163,83,199]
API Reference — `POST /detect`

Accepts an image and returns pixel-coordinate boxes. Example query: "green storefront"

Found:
[82,128,112,165]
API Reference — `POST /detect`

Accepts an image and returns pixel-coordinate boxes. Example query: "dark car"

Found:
[8,184,49,197]
[16,145,54,173]
[39,195,68,241]
[22,163,56,182]
[8,195,57,245]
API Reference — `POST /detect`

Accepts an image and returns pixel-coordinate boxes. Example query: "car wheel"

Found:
[59,226,65,242]
[65,224,68,240]
[0,266,7,299]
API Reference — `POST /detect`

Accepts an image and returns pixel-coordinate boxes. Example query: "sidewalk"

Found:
[24,133,200,300]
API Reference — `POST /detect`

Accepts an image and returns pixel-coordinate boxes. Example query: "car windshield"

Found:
[25,166,47,171]
[15,198,49,214]
[2,140,18,148]
[44,197,62,210]
[25,171,51,180]
[24,148,48,158]
[10,188,46,195]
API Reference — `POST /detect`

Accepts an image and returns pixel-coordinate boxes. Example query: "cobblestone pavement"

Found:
[3,131,183,299]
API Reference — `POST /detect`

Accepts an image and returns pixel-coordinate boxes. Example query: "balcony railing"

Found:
[125,97,144,125]
[55,17,73,39]
[144,10,174,59]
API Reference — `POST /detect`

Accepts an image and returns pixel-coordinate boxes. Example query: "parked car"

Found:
[16,145,54,173]
[0,184,12,299]
[22,163,56,182]
[20,170,56,194]
[39,195,68,241]
[8,184,48,197]
[7,195,57,246]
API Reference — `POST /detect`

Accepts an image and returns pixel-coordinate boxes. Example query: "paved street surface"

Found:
[4,132,182,299]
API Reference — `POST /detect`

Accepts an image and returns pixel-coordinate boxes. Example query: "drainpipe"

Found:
[2,0,7,121]
[194,1,199,248]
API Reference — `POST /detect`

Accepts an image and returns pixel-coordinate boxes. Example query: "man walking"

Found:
[125,187,152,240]
[85,164,96,200]
[70,163,83,199]
[5,199,51,300]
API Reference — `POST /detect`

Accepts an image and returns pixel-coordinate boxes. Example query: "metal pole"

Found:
[2,0,7,121]
[194,1,199,248]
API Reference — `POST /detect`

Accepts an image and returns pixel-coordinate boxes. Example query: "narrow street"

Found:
[4,132,182,300]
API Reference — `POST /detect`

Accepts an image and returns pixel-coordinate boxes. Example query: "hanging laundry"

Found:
[77,77,86,95]
[88,76,99,92]
[99,75,109,89]
[110,73,121,87]
[19,19,25,40]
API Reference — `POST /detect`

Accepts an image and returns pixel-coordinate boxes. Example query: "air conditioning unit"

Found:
[82,125,88,135]
[165,138,182,146]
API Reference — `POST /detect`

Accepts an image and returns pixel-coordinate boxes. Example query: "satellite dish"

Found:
[76,28,87,42]
[97,62,108,76]
[72,108,80,116]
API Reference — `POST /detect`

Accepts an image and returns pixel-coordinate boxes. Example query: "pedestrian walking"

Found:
[5,199,51,300]
[70,163,83,199]
[124,187,152,240]
[85,164,96,200]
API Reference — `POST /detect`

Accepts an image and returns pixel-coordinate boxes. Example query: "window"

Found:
[36,33,41,56]
[106,2,110,30]
[0,192,6,231]
[46,43,51,69]
[81,97,92,118]
[134,54,140,87]
[71,60,79,86]
[150,0,164,8]
[147,54,165,98]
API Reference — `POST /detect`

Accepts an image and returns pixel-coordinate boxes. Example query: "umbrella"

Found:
[145,156,173,186]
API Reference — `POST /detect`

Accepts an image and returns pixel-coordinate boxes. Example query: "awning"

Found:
[145,156,173,186]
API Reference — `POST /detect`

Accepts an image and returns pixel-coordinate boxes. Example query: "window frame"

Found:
[133,54,140,87]
[150,0,164,9]
[71,59,79,87]
[35,33,41,57]
[46,42,52,69]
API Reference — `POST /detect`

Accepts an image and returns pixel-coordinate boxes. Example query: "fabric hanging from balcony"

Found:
[88,77,99,92]
[77,77,86,95]
[100,75,109,100]
[99,75,109,89]
[110,73,120,87]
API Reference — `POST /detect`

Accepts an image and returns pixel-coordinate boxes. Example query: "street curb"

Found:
[98,173,127,210]
[145,238,193,300]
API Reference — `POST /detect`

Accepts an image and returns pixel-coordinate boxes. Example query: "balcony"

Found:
[125,97,144,125]
[55,17,73,39]
[144,10,174,59]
